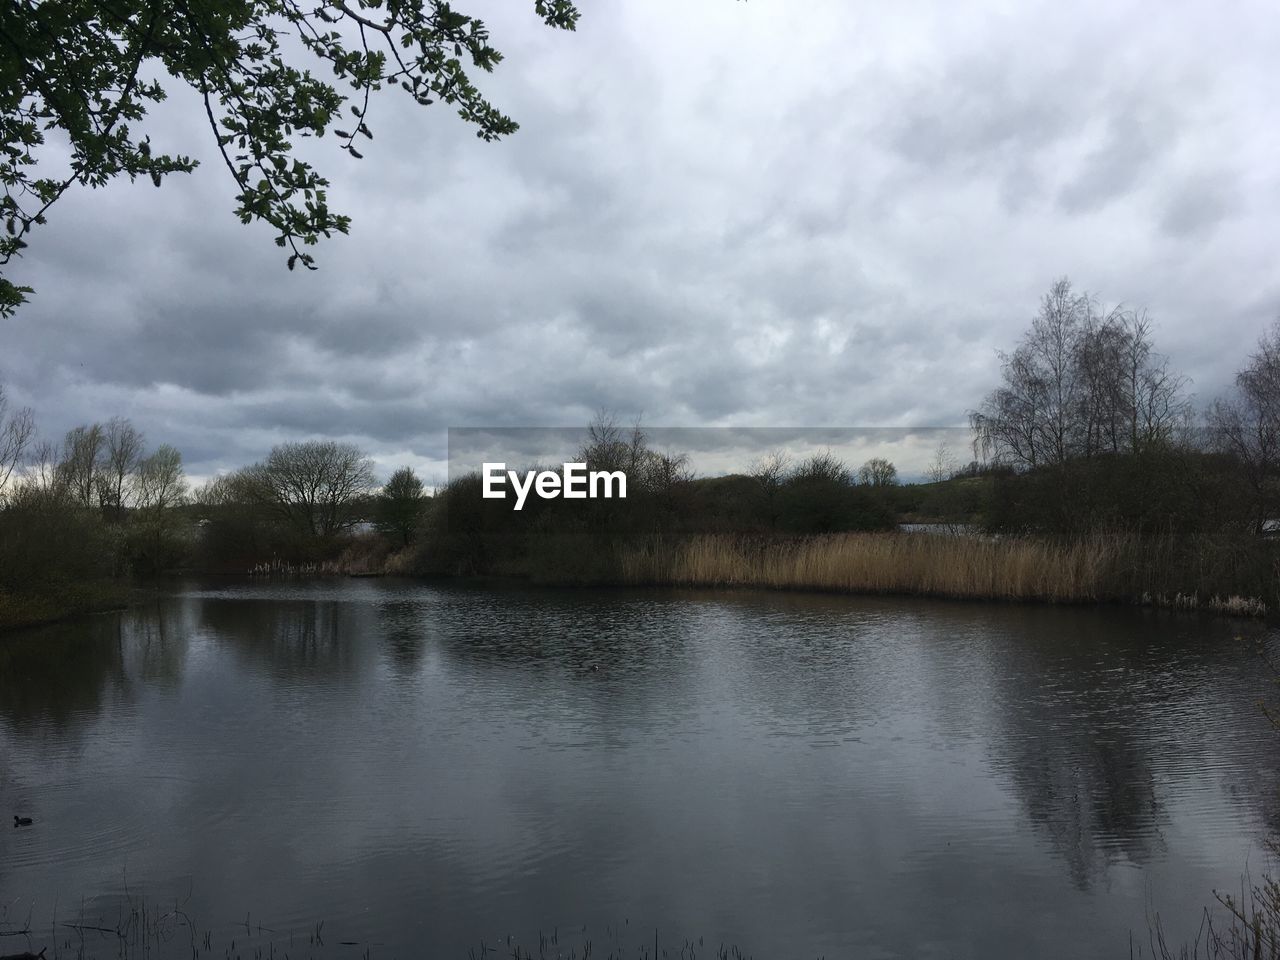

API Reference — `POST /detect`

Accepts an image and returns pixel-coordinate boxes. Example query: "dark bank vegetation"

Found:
[0,406,187,630]
[415,423,901,584]
[410,278,1280,615]
[3,278,1280,629]
[0,405,417,628]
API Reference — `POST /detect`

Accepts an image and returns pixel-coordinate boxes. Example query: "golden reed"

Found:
[619,532,1137,605]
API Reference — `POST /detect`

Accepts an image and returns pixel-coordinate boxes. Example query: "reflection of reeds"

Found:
[617,533,1269,614]
[1137,592,1270,617]
[462,924,750,960]
[2,892,362,960]
[3,897,766,960]
[1142,865,1280,959]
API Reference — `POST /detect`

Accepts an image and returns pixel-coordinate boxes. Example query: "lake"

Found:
[0,579,1276,959]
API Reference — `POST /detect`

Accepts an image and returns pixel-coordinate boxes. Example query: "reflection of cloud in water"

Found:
[0,580,1277,959]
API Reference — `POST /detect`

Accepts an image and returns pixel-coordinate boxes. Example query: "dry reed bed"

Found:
[622,532,1125,604]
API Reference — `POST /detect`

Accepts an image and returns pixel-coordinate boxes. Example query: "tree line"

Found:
[3,275,1279,616]
[0,404,190,583]
[193,443,423,568]
[0,399,432,624]
[970,277,1277,538]
[418,418,912,580]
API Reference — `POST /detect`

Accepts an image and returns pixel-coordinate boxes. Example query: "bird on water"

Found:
[13,815,33,827]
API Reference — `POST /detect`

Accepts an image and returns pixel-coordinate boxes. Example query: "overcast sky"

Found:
[4,0,1278,483]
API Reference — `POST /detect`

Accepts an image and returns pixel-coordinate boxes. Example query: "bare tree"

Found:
[749,449,791,489]
[136,445,188,513]
[99,417,146,520]
[972,279,1190,468]
[926,440,955,484]
[793,451,852,486]
[1075,307,1129,456]
[58,423,105,507]
[1039,279,1094,463]
[0,383,34,503]
[1091,309,1192,455]
[646,449,693,494]
[973,278,1093,468]
[857,457,898,487]
[746,449,789,527]
[19,439,65,500]
[243,440,376,538]
[194,473,246,510]
[1210,318,1280,532]
[1122,311,1192,452]
[131,444,189,571]
[578,411,661,490]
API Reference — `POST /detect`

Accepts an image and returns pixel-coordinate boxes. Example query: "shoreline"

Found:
[505,532,1274,620]
[440,570,1271,619]
[0,582,152,636]
[4,529,1270,638]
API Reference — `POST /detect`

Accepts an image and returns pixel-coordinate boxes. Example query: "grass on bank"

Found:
[613,532,1270,614]
[0,580,132,633]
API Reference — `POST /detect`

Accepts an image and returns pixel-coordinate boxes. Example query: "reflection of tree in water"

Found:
[123,599,193,687]
[403,585,710,748]
[0,615,129,733]
[1006,720,1161,890]
[984,614,1170,889]
[421,584,698,676]
[980,606,1278,891]
[201,597,364,679]
[376,598,430,677]
[1245,634,1280,837]
[675,590,893,741]
[0,603,198,736]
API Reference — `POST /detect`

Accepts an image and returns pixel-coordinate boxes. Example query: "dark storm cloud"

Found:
[3,0,1278,483]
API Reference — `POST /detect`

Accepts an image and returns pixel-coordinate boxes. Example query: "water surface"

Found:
[0,579,1276,958]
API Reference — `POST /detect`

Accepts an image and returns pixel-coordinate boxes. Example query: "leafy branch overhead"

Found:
[0,0,580,315]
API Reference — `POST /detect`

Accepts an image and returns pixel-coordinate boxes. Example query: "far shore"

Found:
[9,528,1266,639]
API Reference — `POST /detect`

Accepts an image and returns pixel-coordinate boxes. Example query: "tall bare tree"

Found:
[1210,319,1280,532]
[0,382,34,503]
[1075,307,1129,456]
[58,423,105,507]
[972,278,1190,468]
[749,449,791,529]
[136,444,188,513]
[1120,311,1191,452]
[132,444,189,571]
[99,417,146,520]
[972,279,1094,468]
[926,440,955,483]
[579,412,651,482]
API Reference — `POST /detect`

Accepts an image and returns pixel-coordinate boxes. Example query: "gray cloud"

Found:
[3,0,1278,483]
